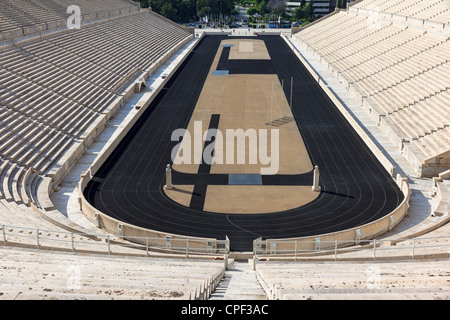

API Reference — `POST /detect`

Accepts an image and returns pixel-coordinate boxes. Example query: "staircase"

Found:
[209,261,267,300]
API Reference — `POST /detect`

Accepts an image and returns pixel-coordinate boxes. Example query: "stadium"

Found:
[0,0,448,302]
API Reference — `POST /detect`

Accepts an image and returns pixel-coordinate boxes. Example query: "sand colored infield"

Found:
[164,185,195,207]
[225,39,271,60]
[172,39,312,175]
[164,185,319,214]
[166,38,318,214]
[204,185,318,214]
[172,73,312,175]
[165,185,319,214]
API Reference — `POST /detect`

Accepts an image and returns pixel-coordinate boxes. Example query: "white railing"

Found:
[195,27,292,37]
[0,224,228,300]
[0,224,230,263]
[253,236,450,262]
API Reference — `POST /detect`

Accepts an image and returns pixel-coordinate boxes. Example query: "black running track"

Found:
[84,36,404,251]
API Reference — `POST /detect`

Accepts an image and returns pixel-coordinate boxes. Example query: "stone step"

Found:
[209,261,267,300]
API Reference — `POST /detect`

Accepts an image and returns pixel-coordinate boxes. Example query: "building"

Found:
[286,0,358,18]
[285,1,336,18]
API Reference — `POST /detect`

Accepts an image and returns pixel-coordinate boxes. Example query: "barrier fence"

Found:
[0,224,230,264]
[2,223,448,265]
[253,235,450,262]
[195,28,292,37]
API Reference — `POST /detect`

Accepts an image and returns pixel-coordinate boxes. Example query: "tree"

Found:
[257,0,269,14]
[134,0,197,22]
[247,7,258,17]
[197,0,234,18]
[336,0,347,9]
[180,0,197,21]
[293,6,304,20]
[266,0,286,16]
[293,1,314,21]
[307,0,315,20]
[139,0,150,8]
[160,1,177,21]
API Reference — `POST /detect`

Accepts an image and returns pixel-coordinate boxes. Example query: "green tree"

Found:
[247,6,258,16]
[180,0,197,21]
[139,0,150,7]
[267,0,286,16]
[161,1,177,20]
[134,0,197,22]
[293,1,314,21]
[257,0,269,14]
[336,0,347,9]
[197,0,234,18]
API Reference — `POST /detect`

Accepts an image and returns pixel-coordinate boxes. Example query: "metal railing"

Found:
[253,235,450,262]
[0,224,230,263]
[195,28,292,37]
[0,224,229,300]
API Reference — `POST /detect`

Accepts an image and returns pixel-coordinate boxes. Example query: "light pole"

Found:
[280,79,284,118]
[290,76,293,109]
[271,81,275,122]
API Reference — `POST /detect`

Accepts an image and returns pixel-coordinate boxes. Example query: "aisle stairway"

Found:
[209,261,267,300]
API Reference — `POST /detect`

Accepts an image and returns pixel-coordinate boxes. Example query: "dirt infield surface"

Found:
[168,38,316,214]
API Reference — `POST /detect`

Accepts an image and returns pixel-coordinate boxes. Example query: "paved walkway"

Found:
[209,261,267,300]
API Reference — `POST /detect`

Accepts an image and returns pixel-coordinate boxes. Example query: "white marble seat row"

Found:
[407,127,450,161]
[255,259,450,300]
[18,39,124,92]
[0,16,20,32]
[0,160,33,206]
[0,247,226,300]
[0,120,75,174]
[299,12,350,42]
[3,0,64,25]
[0,0,139,33]
[47,0,138,14]
[304,14,368,52]
[353,0,448,24]
[367,63,449,116]
[355,56,449,98]
[0,51,116,111]
[0,10,193,225]
[294,2,449,172]
[385,90,449,141]
[328,26,422,72]
[0,2,40,32]
[348,37,449,88]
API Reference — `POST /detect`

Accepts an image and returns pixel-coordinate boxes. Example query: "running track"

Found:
[84,36,404,251]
